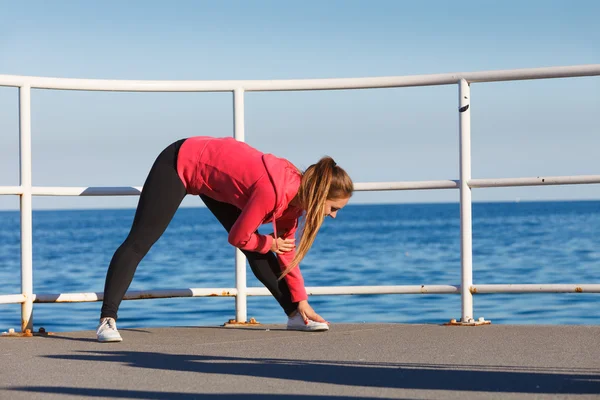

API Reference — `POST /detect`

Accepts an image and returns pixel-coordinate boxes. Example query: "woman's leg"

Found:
[100,139,187,320]
[200,194,298,316]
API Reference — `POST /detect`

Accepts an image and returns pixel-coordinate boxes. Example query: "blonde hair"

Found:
[279,156,353,279]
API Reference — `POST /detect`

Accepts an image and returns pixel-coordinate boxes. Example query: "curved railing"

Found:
[1,64,600,332]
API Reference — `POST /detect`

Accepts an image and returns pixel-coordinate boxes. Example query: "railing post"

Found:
[19,85,34,332]
[458,79,474,323]
[233,88,248,322]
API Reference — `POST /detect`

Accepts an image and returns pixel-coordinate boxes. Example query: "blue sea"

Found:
[1,201,599,333]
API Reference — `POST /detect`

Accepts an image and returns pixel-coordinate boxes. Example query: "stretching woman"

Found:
[97,136,353,342]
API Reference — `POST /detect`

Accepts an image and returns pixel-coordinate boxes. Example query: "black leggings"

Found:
[100,139,298,320]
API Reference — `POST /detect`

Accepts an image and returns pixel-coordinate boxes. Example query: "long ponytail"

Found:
[279,156,353,279]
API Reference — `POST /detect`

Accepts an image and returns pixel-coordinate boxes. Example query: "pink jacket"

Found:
[176,136,307,302]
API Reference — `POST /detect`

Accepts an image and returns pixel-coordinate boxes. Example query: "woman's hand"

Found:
[270,236,295,254]
[296,300,328,324]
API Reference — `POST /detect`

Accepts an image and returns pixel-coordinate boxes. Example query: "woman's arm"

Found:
[275,218,308,303]
[227,184,275,254]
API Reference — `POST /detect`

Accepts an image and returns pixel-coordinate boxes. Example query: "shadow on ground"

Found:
[6,389,406,400]
[9,350,600,395]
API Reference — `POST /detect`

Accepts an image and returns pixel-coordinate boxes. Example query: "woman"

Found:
[97,136,353,342]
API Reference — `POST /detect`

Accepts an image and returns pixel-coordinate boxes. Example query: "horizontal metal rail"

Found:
[1,284,599,305]
[469,175,600,188]
[0,294,27,304]
[0,186,143,196]
[1,174,600,197]
[1,65,599,92]
[471,284,600,293]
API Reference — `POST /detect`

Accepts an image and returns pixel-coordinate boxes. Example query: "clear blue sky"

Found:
[0,0,598,210]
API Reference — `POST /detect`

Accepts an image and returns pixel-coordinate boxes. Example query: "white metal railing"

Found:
[1,65,600,332]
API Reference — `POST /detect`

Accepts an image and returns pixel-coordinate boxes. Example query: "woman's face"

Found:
[324,197,350,219]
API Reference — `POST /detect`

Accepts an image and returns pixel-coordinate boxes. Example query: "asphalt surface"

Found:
[1,323,599,399]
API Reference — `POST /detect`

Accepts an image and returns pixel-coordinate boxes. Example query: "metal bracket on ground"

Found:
[223,317,261,327]
[444,317,491,326]
[1,327,54,337]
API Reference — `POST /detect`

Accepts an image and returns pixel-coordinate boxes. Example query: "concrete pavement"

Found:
[1,323,599,399]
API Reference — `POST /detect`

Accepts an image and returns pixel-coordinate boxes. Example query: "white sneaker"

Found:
[96,317,123,342]
[286,313,329,332]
